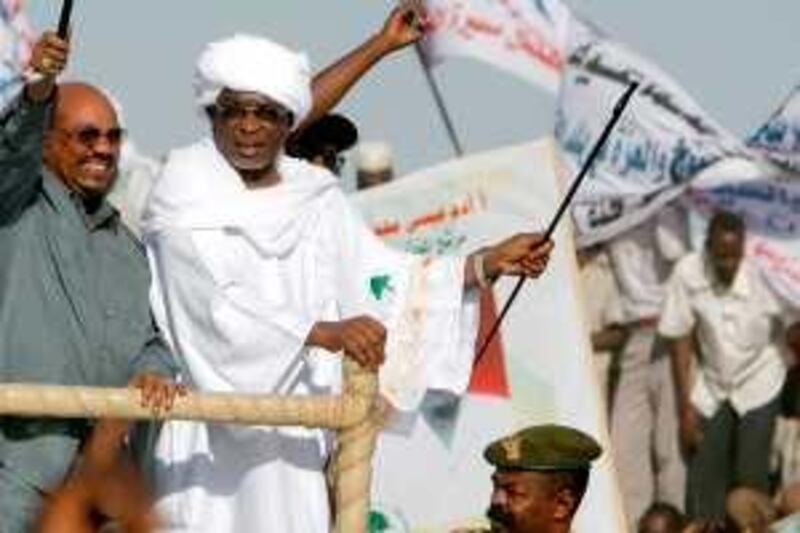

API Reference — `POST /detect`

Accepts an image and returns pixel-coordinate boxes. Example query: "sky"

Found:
[27,1,800,185]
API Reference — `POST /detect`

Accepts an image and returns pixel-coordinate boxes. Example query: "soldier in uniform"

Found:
[460,424,602,533]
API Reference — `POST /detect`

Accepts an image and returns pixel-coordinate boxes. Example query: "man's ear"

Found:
[552,488,578,522]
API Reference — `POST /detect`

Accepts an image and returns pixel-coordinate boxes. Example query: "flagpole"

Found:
[414,43,464,157]
[474,82,640,364]
[57,0,75,38]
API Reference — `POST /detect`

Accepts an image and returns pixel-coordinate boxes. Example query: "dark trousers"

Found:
[685,397,780,520]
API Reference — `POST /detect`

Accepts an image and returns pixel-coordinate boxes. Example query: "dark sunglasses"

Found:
[212,102,294,128]
[58,126,126,148]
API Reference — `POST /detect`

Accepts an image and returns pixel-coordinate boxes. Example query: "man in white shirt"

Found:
[107,6,429,235]
[577,246,629,412]
[142,31,554,533]
[606,205,688,526]
[659,211,787,519]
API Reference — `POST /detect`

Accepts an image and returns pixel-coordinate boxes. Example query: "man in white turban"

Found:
[142,13,555,533]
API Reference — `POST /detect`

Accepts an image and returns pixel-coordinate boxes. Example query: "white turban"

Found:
[194,34,313,127]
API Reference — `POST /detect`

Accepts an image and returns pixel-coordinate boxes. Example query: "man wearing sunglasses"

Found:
[0,6,482,531]
[142,10,554,533]
[0,31,187,533]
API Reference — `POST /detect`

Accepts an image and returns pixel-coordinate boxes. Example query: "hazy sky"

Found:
[27,1,800,182]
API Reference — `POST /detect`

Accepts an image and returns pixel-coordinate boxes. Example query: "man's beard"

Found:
[487,505,514,532]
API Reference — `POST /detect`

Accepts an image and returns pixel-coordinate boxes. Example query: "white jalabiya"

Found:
[142,139,480,533]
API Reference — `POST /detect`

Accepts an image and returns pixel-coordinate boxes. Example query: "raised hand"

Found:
[26,31,70,101]
[376,3,427,54]
[30,31,69,78]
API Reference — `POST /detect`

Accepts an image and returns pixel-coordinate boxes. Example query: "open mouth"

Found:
[81,160,113,176]
[235,143,266,157]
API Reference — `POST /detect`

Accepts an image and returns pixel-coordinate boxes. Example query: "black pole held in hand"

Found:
[57,0,74,39]
[473,81,640,366]
[543,82,639,240]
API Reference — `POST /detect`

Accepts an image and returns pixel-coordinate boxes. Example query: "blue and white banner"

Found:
[555,18,746,245]
[420,0,799,307]
[686,157,800,308]
[748,84,800,175]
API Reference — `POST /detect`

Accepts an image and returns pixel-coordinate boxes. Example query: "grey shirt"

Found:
[0,94,176,492]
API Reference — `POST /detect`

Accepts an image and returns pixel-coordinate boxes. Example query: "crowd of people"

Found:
[0,4,798,533]
[581,207,800,532]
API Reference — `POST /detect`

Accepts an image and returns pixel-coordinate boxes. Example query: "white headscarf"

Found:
[194,34,313,127]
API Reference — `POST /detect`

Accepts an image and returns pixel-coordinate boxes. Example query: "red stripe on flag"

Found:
[468,290,510,397]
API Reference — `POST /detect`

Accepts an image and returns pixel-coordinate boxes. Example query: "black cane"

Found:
[57,0,74,39]
[474,81,639,366]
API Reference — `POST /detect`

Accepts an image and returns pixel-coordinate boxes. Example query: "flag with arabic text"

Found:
[555,17,746,245]
[420,0,571,93]
[747,84,800,175]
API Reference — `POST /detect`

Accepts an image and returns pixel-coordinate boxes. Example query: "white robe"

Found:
[143,139,480,533]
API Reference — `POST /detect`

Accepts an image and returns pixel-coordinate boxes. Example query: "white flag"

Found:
[748,84,800,175]
[356,140,627,533]
[555,17,746,245]
[684,157,800,309]
[0,0,32,110]
[421,0,571,93]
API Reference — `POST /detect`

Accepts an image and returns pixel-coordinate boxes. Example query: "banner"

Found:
[748,84,800,175]
[353,140,626,532]
[0,0,31,110]
[555,17,746,245]
[686,157,800,309]
[420,0,571,93]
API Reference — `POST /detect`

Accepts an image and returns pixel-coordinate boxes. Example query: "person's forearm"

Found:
[306,321,342,352]
[36,486,93,533]
[25,76,56,103]
[670,335,695,411]
[2,86,52,142]
[301,32,395,131]
[462,235,553,290]
[591,325,629,353]
[463,248,498,291]
[0,90,52,224]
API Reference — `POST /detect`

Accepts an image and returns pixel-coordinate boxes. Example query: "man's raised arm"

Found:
[298,5,424,131]
[0,31,69,224]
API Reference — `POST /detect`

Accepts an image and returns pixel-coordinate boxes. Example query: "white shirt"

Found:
[580,251,626,400]
[580,252,625,337]
[107,141,161,236]
[658,252,786,416]
[608,205,689,322]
